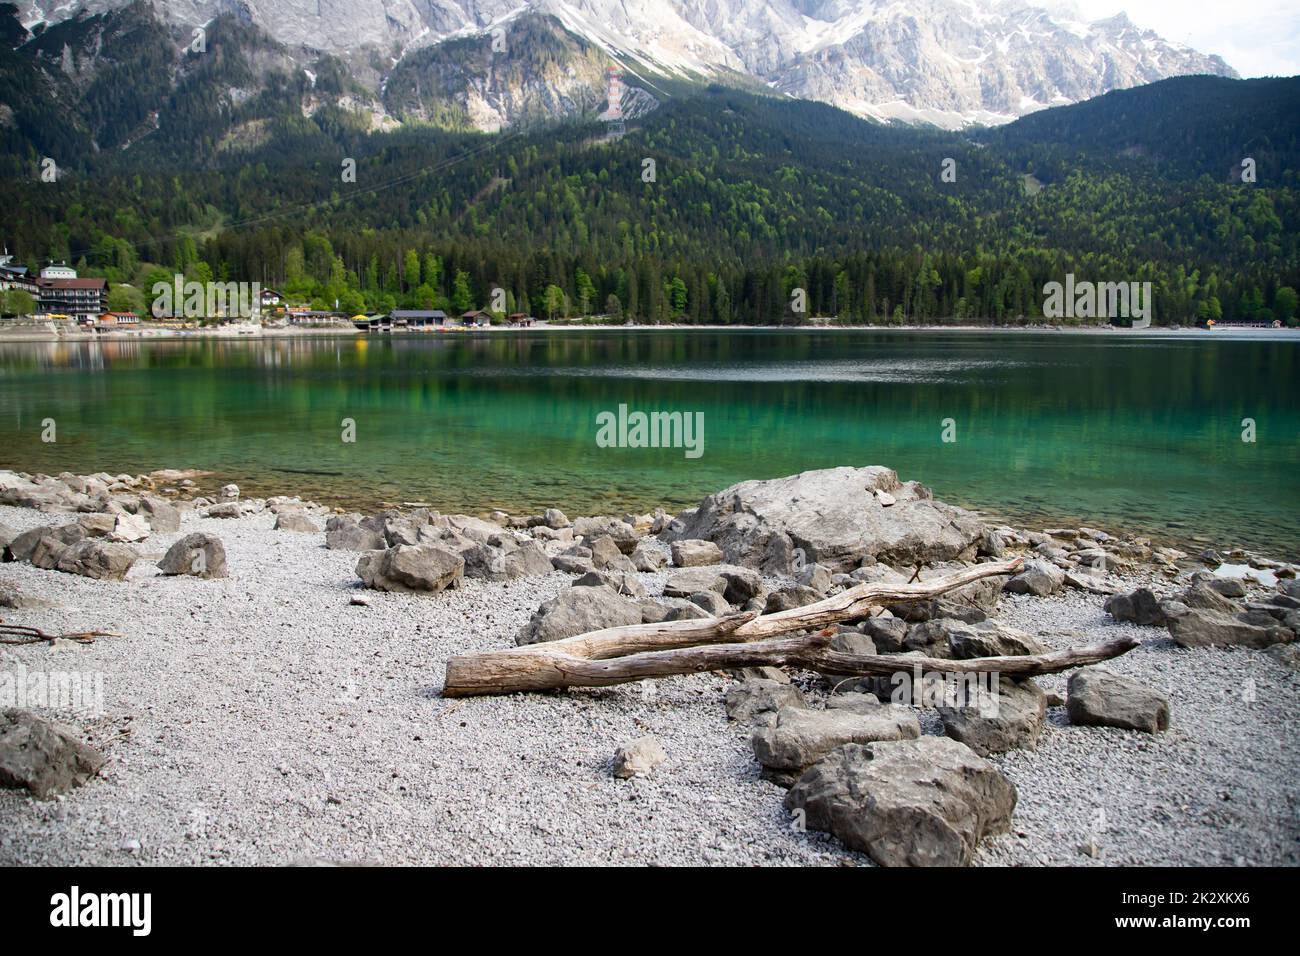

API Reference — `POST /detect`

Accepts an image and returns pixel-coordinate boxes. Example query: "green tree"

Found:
[452,270,474,313]
[107,285,145,314]
[1273,286,1298,326]
[543,284,567,320]
[575,268,596,315]
[2,289,36,317]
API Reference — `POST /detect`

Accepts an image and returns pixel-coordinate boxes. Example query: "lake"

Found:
[1,329,1297,558]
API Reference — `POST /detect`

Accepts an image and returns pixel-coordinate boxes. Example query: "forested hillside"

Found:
[1,2,1297,326]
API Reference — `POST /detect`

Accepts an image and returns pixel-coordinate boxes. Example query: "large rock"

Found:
[671,539,724,567]
[356,545,463,594]
[667,467,984,572]
[1104,587,1167,626]
[1066,668,1170,733]
[325,520,387,552]
[764,585,822,613]
[589,535,636,573]
[784,737,1017,866]
[4,524,85,563]
[724,680,807,725]
[137,496,181,534]
[107,512,151,543]
[663,565,732,598]
[573,569,647,600]
[751,705,920,778]
[938,679,1047,756]
[460,539,553,581]
[1003,559,1065,597]
[1164,605,1292,649]
[818,631,878,689]
[0,710,105,799]
[944,620,1046,659]
[55,540,138,581]
[275,511,321,533]
[516,585,642,645]
[158,533,228,579]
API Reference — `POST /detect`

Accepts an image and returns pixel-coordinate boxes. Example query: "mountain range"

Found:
[12,0,1237,129]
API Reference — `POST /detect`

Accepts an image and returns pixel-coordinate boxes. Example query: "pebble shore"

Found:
[1,501,1296,866]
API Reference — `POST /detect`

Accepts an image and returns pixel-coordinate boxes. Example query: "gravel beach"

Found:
[1,500,1297,867]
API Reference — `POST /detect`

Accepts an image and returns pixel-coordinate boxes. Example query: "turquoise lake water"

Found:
[1,329,1296,557]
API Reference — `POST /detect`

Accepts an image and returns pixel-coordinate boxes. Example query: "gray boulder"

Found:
[5,524,85,563]
[1178,580,1240,613]
[688,589,732,616]
[325,521,386,552]
[137,496,181,534]
[724,680,807,725]
[671,538,724,567]
[818,631,878,689]
[55,540,138,581]
[573,569,647,600]
[516,585,641,645]
[668,466,984,572]
[938,679,1047,756]
[1003,560,1065,597]
[784,737,1017,866]
[590,535,636,573]
[630,543,667,572]
[945,620,1046,659]
[1165,605,1292,649]
[861,615,909,652]
[718,566,764,604]
[1104,587,1167,626]
[356,545,463,594]
[663,565,731,598]
[0,710,106,799]
[763,585,822,613]
[275,511,321,533]
[1067,668,1170,733]
[751,705,920,778]
[158,533,228,579]
[825,692,882,713]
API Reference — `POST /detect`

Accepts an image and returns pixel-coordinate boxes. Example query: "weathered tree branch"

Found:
[443,558,1123,697]
[442,633,1139,697]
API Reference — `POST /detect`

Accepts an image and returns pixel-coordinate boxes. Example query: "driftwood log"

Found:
[442,557,1139,697]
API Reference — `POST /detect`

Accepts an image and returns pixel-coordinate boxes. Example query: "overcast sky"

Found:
[1071,1,1299,77]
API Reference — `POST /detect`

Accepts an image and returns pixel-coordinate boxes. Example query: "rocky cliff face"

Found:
[15,0,1236,130]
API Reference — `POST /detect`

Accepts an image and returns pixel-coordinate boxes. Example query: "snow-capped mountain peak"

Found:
[15,0,1237,128]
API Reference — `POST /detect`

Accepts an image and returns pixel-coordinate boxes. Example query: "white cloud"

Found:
[1065,1,1300,77]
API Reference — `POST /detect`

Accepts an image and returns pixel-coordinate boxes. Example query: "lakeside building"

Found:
[0,254,39,298]
[34,262,107,318]
[97,312,141,327]
[391,310,447,329]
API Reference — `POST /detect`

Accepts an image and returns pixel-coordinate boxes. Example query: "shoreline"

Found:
[3,321,1295,343]
[1,464,1296,866]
